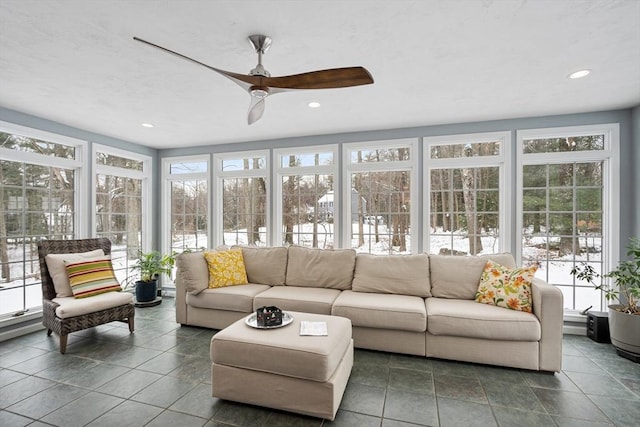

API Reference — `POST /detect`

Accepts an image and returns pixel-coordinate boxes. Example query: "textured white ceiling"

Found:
[1,0,639,149]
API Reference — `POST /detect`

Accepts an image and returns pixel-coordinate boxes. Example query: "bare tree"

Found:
[283,156,297,245]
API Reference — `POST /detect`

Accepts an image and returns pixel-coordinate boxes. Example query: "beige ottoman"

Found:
[210,311,353,420]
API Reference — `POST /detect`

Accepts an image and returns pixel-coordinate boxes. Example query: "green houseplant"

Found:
[571,237,640,361]
[131,250,176,303]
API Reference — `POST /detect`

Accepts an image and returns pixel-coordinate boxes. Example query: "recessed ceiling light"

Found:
[308,101,321,108]
[141,123,154,128]
[568,69,591,79]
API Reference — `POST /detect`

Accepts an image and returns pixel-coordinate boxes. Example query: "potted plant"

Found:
[131,250,175,303]
[571,237,640,362]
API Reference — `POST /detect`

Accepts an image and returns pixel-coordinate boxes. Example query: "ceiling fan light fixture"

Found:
[250,86,269,99]
[568,69,591,79]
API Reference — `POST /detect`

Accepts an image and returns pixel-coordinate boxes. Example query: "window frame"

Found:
[423,131,511,255]
[343,138,418,254]
[161,154,210,261]
[516,123,620,313]
[0,121,87,320]
[213,150,270,247]
[92,143,152,287]
[274,144,339,248]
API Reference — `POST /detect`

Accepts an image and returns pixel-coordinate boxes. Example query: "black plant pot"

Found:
[135,279,157,303]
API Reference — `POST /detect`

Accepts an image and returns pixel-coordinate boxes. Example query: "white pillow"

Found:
[45,249,105,297]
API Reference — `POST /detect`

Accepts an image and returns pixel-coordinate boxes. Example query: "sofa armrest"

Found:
[175,273,187,325]
[531,277,563,372]
[175,252,209,324]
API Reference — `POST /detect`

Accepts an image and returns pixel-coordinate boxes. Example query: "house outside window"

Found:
[275,146,337,248]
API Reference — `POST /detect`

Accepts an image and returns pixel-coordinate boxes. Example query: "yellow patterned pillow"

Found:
[475,260,537,312]
[204,249,248,288]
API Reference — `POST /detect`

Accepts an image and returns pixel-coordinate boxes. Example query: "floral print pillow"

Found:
[204,248,248,288]
[475,260,537,312]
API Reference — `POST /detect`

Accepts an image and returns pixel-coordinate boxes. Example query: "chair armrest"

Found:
[531,277,563,372]
[42,298,59,313]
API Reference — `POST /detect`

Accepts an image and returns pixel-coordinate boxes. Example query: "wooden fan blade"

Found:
[133,38,373,91]
[133,36,263,90]
[262,67,374,90]
[248,96,266,125]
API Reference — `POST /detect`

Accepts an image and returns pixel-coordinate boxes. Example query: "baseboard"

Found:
[0,321,45,342]
[563,325,587,335]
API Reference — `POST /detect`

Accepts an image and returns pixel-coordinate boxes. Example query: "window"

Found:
[276,147,337,248]
[424,132,509,255]
[344,140,417,254]
[517,124,619,312]
[163,156,209,254]
[214,152,268,247]
[0,123,85,318]
[93,144,151,287]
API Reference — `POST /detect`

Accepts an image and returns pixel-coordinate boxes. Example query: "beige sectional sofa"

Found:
[175,246,563,372]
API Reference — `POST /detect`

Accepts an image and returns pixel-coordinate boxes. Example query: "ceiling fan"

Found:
[133,35,374,125]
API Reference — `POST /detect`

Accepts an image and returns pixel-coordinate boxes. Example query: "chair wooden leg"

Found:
[59,334,68,354]
[47,329,53,336]
[128,316,135,333]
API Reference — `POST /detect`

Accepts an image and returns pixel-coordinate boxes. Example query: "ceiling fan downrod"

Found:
[248,34,272,77]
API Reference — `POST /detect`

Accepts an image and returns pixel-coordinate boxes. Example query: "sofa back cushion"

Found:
[176,251,209,295]
[429,253,516,299]
[233,246,288,286]
[352,253,431,297]
[285,246,356,290]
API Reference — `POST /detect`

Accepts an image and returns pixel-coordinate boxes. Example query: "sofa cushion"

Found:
[425,298,540,341]
[176,252,209,295]
[65,255,122,298]
[475,261,537,312]
[52,291,133,319]
[332,290,426,332]
[233,246,288,286]
[45,249,105,298]
[253,286,341,315]
[204,248,248,288]
[429,253,516,299]
[352,253,431,297]
[285,246,356,290]
[187,284,271,312]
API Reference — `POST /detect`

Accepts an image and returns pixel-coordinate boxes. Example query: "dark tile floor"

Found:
[1,298,639,427]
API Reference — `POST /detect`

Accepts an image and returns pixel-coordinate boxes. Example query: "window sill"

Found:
[563,311,587,335]
[0,310,45,342]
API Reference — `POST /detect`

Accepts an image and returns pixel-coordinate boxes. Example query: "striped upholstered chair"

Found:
[37,238,135,353]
